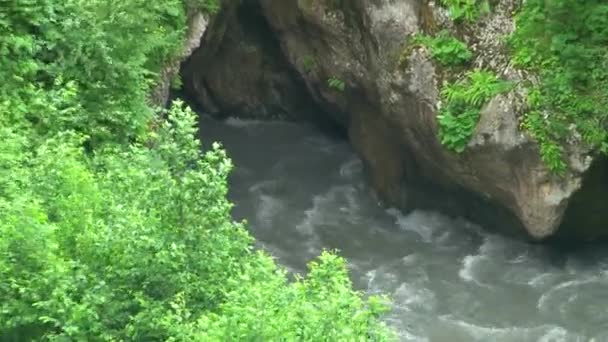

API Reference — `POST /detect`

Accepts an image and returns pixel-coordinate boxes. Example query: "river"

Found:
[198,117,608,341]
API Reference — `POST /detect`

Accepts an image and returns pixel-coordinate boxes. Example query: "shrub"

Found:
[0,0,189,146]
[438,70,512,152]
[0,1,393,340]
[1,100,393,341]
[414,31,473,66]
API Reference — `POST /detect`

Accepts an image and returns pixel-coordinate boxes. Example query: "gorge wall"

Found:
[181,0,608,240]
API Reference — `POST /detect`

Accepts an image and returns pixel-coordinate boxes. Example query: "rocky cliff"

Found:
[181,0,608,240]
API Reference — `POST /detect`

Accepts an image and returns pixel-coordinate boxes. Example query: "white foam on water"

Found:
[459,254,486,285]
[508,251,529,264]
[339,158,363,179]
[295,207,319,236]
[210,119,608,340]
[224,117,266,127]
[292,185,364,258]
[365,265,402,294]
[366,269,377,291]
[457,234,524,286]
[295,189,335,235]
[293,213,321,257]
[537,326,571,342]
[302,136,338,154]
[537,275,602,311]
[528,272,559,288]
[255,194,285,227]
[382,316,429,342]
[446,319,514,340]
[479,234,507,256]
[437,316,574,342]
[435,230,453,246]
[387,209,447,243]
[401,253,419,266]
[393,282,437,312]
[248,179,281,194]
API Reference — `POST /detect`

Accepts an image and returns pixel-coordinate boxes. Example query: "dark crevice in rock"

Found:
[178,0,345,138]
[553,156,608,241]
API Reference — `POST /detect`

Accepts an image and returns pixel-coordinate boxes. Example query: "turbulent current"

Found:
[199,117,608,341]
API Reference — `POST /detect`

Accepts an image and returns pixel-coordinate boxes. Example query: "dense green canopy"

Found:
[0,1,392,340]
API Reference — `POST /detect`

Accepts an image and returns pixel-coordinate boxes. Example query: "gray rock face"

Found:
[183,0,608,239]
[181,0,320,121]
[151,9,209,107]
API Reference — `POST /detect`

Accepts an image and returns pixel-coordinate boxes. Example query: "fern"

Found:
[440,0,490,22]
[413,31,472,66]
[328,76,346,92]
[438,70,512,152]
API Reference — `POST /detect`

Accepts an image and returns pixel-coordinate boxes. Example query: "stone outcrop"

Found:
[180,0,321,121]
[151,8,209,107]
[182,0,608,240]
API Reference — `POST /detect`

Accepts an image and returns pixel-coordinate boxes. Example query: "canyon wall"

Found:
[182,0,608,240]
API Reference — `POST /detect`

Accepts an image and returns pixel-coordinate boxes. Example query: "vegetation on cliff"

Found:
[0,0,391,340]
[413,31,472,67]
[438,70,512,152]
[432,0,608,173]
[511,0,608,173]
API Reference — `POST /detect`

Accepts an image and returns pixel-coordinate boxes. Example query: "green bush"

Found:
[510,0,608,173]
[1,102,392,340]
[0,0,191,146]
[414,31,473,66]
[440,0,490,22]
[0,0,393,340]
[438,70,512,152]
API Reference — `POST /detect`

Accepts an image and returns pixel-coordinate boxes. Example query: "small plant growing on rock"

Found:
[170,73,183,90]
[188,0,221,13]
[302,55,316,73]
[413,31,473,66]
[438,70,512,152]
[328,76,346,92]
[440,0,490,22]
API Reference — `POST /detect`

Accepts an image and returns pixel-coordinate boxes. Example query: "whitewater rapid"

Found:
[199,117,608,341]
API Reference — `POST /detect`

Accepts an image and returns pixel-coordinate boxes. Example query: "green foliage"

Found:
[1,102,393,340]
[171,73,184,91]
[187,0,221,13]
[414,31,473,66]
[0,0,393,340]
[302,55,316,73]
[194,251,392,340]
[510,0,608,174]
[440,0,490,22]
[438,70,512,152]
[0,0,192,146]
[328,76,346,92]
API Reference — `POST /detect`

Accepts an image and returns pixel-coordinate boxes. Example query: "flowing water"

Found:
[199,117,608,341]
